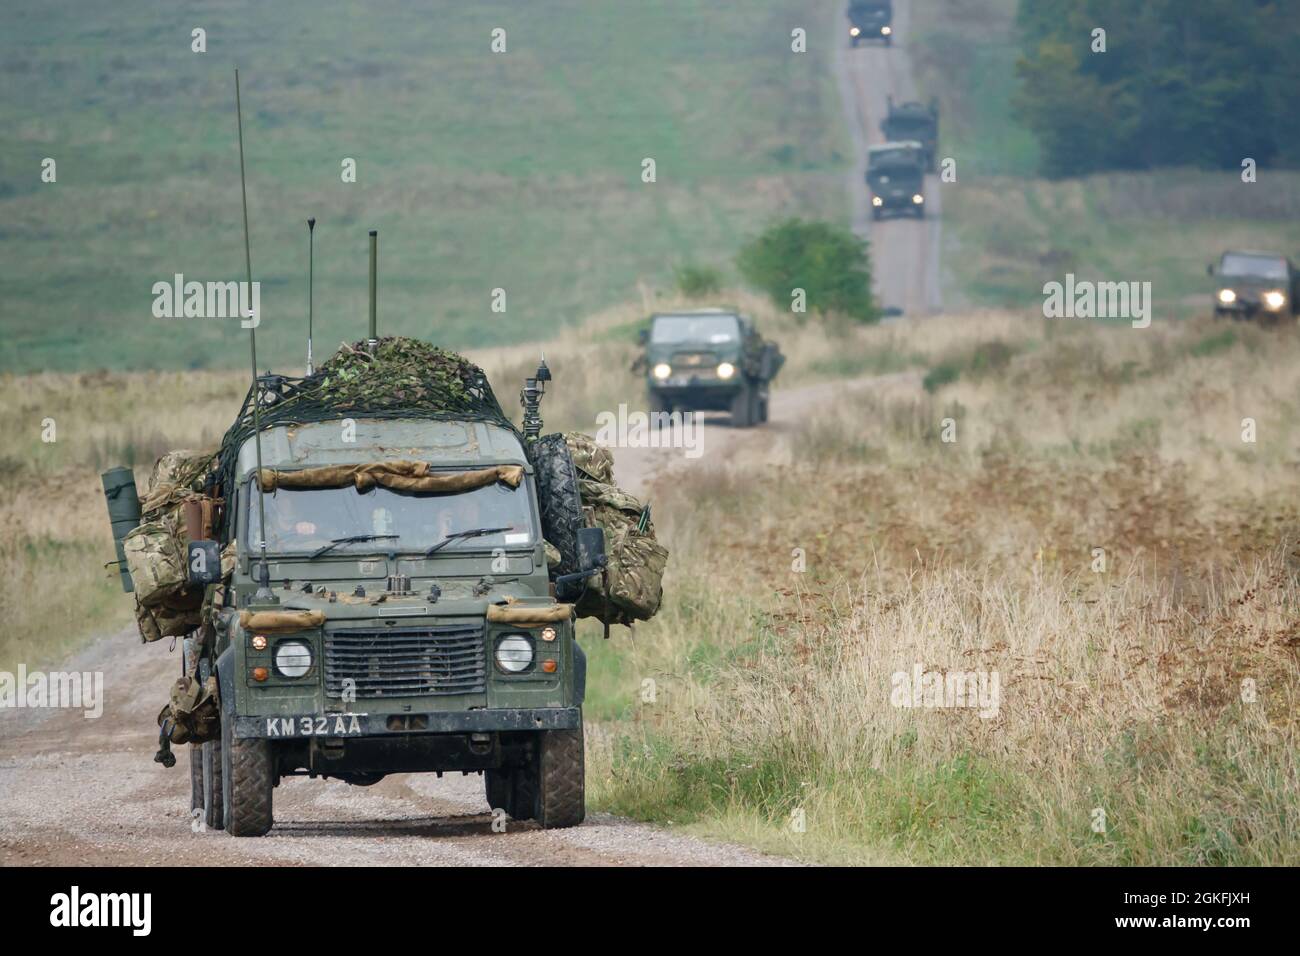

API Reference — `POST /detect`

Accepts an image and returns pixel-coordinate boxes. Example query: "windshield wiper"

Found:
[424,526,513,558]
[311,534,399,559]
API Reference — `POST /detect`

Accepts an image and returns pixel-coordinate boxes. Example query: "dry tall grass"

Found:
[585,311,1300,865]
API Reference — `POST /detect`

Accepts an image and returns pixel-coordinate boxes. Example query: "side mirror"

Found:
[187,540,222,587]
[577,526,607,572]
[1206,263,1214,276]
[637,329,650,346]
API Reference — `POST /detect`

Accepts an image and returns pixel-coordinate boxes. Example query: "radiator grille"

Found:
[324,624,486,698]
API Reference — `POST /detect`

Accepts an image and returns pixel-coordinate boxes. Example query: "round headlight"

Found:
[872,196,883,206]
[1263,290,1286,310]
[882,26,892,35]
[912,194,924,204]
[274,640,312,678]
[495,635,533,673]
[716,362,736,379]
[652,363,672,380]
[850,27,861,36]
[1217,288,1236,304]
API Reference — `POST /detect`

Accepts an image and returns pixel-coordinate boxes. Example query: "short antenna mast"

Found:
[235,68,276,605]
[306,217,316,374]
[368,229,379,350]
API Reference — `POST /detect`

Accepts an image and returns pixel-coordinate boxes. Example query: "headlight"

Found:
[274,640,313,679]
[882,26,892,35]
[652,363,672,380]
[912,194,924,204]
[872,196,883,206]
[716,362,736,379]
[1217,288,1236,304]
[495,634,534,673]
[1263,290,1286,310]
[850,27,861,36]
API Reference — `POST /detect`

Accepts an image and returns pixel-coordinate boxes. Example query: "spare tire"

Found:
[529,433,584,576]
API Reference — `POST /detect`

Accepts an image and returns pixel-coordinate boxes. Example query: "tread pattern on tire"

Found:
[189,744,204,814]
[536,725,585,829]
[529,433,585,576]
[222,713,274,837]
[202,738,224,831]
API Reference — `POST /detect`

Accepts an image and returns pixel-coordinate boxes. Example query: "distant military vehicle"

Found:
[848,0,893,46]
[881,97,939,172]
[866,141,926,219]
[638,309,784,427]
[1209,250,1298,322]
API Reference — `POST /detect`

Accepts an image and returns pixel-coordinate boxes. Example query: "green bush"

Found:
[737,218,878,323]
[922,362,961,393]
[673,263,724,298]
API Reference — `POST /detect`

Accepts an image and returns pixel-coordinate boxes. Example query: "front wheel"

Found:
[221,709,274,837]
[534,725,585,829]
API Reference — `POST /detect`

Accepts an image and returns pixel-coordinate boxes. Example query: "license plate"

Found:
[263,714,367,738]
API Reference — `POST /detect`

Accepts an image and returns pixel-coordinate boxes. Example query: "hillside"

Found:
[0,0,847,372]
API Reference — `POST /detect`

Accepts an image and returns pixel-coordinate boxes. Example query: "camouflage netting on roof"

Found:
[214,336,518,491]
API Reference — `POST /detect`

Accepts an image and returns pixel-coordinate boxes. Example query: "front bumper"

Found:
[236,705,582,739]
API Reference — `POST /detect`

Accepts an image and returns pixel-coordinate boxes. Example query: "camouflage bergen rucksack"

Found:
[125,448,218,642]
[561,433,668,625]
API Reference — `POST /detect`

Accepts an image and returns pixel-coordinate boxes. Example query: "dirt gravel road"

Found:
[834,0,943,316]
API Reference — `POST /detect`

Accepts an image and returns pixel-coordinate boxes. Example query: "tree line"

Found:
[1013,0,1300,177]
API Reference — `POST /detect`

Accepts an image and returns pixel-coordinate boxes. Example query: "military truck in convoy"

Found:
[848,0,893,46]
[638,308,784,428]
[866,141,927,219]
[881,97,939,173]
[1209,250,1298,322]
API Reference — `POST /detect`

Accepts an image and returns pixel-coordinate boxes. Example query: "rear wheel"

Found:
[189,744,203,815]
[485,768,512,813]
[221,708,274,837]
[201,737,223,831]
[730,384,753,428]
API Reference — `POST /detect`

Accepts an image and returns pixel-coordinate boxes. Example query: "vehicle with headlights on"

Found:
[156,349,607,837]
[866,141,927,220]
[1209,250,1298,323]
[848,0,893,46]
[639,309,784,427]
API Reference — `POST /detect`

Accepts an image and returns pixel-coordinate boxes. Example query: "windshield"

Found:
[869,147,922,168]
[1221,254,1288,280]
[651,314,740,345]
[245,480,535,556]
[851,1,891,12]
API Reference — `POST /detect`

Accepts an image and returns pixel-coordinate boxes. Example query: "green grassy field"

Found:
[909,0,1300,316]
[0,0,848,372]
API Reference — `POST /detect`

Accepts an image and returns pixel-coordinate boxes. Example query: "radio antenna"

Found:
[368,229,379,350]
[306,217,316,374]
[235,68,276,605]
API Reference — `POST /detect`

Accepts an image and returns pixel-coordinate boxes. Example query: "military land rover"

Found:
[866,142,927,219]
[638,309,784,428]
[1209,250,1298,322]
